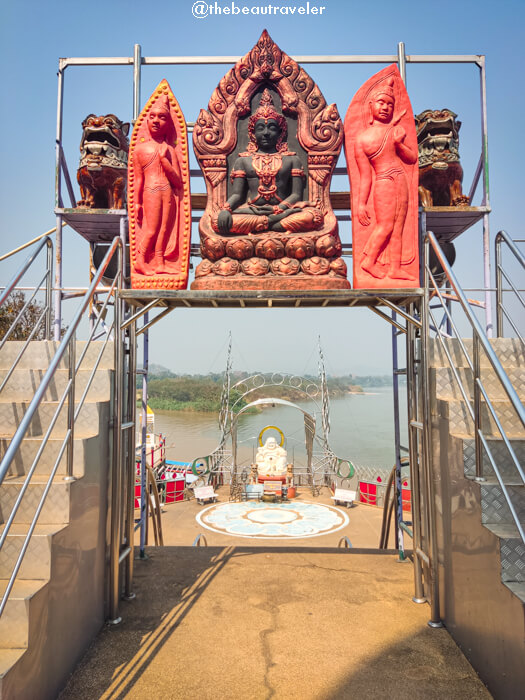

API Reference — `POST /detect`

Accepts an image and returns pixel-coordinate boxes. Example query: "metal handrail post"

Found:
[482,213,492,337]
[407,302,425,602]
[495,230,525,338]
[64,338,77,483]
[472,335,484,481]
[494,232,502,337]
[422,236,443,627]
[45,238,53,340]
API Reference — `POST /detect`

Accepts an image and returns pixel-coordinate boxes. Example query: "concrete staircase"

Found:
[429,337,525,698]
[0,341,114,700]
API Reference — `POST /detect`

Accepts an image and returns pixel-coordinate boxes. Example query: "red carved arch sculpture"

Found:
[128,80,192,290]
[192,30,349,290]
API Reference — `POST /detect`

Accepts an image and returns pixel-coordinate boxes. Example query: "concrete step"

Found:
[430,337,524,369]
[0,437,87,479]
[0,579,46,648]
[0,341,114,371]
[0,648,26,680]
[0,523,67,579]
[483,523,525,583]
[0,477,70,525]
[0,400,104,439]
[0,368,112,403]
[463,438,525,481]
[440,398,525,438]
[431,366,525,401]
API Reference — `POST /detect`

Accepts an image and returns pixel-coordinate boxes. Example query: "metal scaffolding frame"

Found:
[51,43,494,627]
[54,43,492,332]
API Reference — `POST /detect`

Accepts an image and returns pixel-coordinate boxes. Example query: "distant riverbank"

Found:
[146,386,407,472]
[139,369,395,413]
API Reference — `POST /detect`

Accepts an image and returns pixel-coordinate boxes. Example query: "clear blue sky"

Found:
[1,0,523,376]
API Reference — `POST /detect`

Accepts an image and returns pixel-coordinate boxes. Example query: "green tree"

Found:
[0,292,50,341]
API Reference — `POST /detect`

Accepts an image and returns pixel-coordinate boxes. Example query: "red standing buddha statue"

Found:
[345,66,419,288]
[128,80,191,290]
[133,95,183,275]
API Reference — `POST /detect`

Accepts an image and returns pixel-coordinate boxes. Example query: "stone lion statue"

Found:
[415,109,470,207]
[77,114,129,209]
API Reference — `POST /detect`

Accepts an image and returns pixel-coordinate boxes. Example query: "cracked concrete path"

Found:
[60,547,491,700]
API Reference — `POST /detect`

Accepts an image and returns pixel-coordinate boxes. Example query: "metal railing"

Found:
[0,237,134,623]
[413,232,525,627]
[407,233,525,627]
[495,230,525,343]
[0,236,53,384]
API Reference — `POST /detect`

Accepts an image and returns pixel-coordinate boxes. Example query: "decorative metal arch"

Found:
[230,373,323,412]
[230,397,317,487]
[193,338,353,496]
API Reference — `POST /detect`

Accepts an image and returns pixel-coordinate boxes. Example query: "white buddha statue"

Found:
[256,436,288,478]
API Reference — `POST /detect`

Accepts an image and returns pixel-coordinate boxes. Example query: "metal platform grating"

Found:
[119,288,424,311]
[56,208,127,243]
[423,206,490,242]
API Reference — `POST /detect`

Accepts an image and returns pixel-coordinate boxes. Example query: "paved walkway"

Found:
[59,546,491,699]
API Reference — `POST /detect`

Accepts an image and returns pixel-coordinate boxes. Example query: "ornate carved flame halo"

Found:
[247,88,289,154]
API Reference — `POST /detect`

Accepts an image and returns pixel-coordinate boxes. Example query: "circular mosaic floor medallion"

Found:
[196,500,349,539]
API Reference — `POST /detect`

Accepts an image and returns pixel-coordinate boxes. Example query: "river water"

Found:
[149,385,408,473]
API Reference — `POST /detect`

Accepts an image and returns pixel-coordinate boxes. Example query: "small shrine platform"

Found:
[422,205,490,242]
[56,208,127,243]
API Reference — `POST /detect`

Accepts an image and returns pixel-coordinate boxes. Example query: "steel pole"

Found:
[483,212,493,337]
[45,238,53,340]
[422,236,443,627]
[391,313,404,557]
[64,337,76,483]
[397,42,407,84]
[473,335,484,481]
[495,233,503,337]
[124,316,137,598]
[54,214,63,342]
[479,58,493,336]
[139,314,149,558]
[407,303,425,602]
[109,267,123,624]
[54,65,65,341]
[133,44,142,122]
